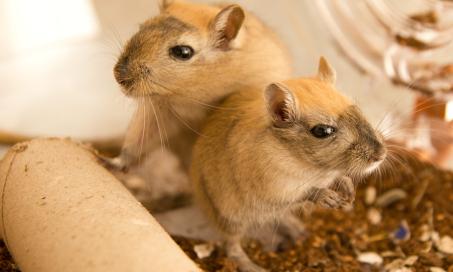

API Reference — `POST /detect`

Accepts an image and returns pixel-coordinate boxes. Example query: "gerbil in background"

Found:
[107,0,292,171]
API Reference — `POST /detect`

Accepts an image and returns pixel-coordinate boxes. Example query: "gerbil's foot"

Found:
[226,237,268,272]
[310,188,350,209]
[276,214,307,251]
[277,214,306,241]
[332,176,355,203]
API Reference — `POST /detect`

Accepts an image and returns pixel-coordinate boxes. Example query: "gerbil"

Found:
[108,0,292,170]
[190,58,387,272]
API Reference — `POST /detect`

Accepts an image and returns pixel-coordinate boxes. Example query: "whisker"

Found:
[169,106,207,138]
[139,93,147,164]
[148,79,237,111]
[149,97,166,152]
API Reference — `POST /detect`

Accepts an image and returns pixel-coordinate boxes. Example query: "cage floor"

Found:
[1,154,452,272]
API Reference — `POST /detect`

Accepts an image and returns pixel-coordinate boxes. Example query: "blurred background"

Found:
[0,0,452,167]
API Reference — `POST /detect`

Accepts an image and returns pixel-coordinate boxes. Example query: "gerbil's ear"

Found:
[210,5,245,49]
[265,83,298,127]
[159,0,174,12]
[317,57,336,85]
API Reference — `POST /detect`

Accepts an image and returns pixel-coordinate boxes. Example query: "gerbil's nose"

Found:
[114,57,132,87]
[370,153,383,163]
[370,143,386,163]
[115,63,128,79]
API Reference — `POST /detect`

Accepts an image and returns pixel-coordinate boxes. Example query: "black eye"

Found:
[169,45,194,60]
[310,124,336,139]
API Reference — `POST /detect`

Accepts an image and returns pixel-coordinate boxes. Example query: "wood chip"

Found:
[367,208,382,225]
[357,252,383,265]
[430,267,446,272]
[365,186,377,205]
[376,189,407,207]
[193,243,215,259]
[435,235,453,255]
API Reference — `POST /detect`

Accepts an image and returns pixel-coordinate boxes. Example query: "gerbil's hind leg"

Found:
[277,213,306,241]
[225,235,267,272]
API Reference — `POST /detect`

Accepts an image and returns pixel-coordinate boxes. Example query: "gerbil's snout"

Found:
[369,140,386,163]
[114,55,151,91]
[362,134,387,174]
[114,56,133,88]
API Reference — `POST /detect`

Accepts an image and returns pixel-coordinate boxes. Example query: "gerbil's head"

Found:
[264,57,387,177]
[114,0,245,98]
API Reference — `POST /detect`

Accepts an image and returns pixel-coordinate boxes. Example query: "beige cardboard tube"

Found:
[0,138,200,272]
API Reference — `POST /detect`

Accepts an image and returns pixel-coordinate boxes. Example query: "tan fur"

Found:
[111,0,292,170]
[191,58,386,272]
[165,1,219,30]
[286,78,351,116]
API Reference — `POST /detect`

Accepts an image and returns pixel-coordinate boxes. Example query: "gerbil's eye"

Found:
[169,45,194,61]
[310,124,336,139]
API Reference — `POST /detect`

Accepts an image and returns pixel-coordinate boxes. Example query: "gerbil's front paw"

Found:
[332,176,356,203]
[315,189,350,210]
[98,155,129,173]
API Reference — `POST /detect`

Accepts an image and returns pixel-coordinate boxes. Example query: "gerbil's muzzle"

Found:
[114,58,152,91]
[369,137,387,163]
[369,149,386,164]
[114,57,134,88]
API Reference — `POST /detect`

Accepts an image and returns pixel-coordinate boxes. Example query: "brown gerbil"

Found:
[108,0,292,170]
[190,58,387,272]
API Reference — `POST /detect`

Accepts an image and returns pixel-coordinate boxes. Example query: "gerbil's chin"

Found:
[120,87,139,98]
[364,160,384,174]
[124,81,169,98]
[120,86,152,98]
[346,159,384,179]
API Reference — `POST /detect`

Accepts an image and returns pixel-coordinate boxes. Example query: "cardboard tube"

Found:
[0,130,123,157]
[0,138,200,272]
